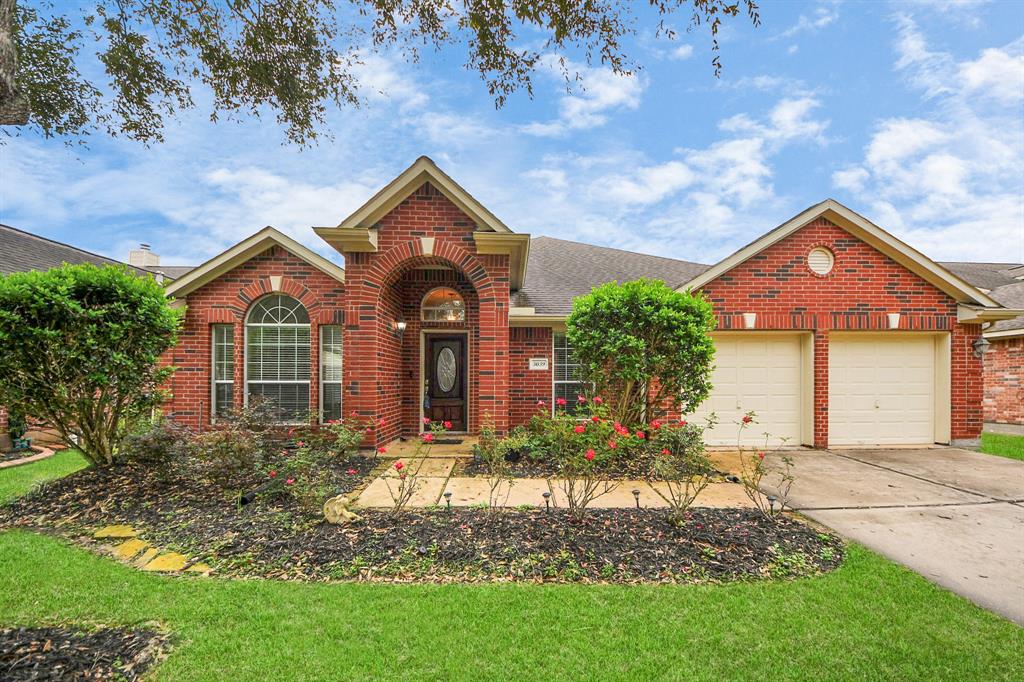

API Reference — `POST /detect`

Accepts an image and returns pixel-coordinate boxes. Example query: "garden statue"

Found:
[323,495,361,525]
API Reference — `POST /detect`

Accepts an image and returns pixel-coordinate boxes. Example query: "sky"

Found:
[3,0,1024,270]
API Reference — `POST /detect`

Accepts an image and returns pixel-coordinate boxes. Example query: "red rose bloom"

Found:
[592,396,603,405]
[650,420,662,429]
[577,395,587,404]
[394,461,404,471]
[443,420,452,429]
[422,433,434,443]
[346,468,358,475]
[591,415,600,422]
[423,417,431,425]
[268,470,277,478]
[742,415,753,424]
[585,449,595,461]
[679,419,687,426]
[661,448,670,456]
[635,431,645,439]
[285,478,295,485]
[574,424,586,434]
[758,452,766,460]
[377,446,387,454]
[555,397,567,407]
[608,440,617,449]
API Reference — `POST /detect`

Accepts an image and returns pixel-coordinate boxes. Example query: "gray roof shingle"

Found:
[938,261,1022,292]
[0,223,149,277]
[989,282,1024,333]
[514,236,711,315]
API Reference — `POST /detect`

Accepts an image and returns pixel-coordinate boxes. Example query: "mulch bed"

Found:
[1,457,842,584]
[0,626,165,681]
[455,455,731,481]
[1,449,37,464]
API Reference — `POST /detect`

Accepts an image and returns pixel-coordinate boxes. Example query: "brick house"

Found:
[157,157,1019,448]
[940,262,1024,433]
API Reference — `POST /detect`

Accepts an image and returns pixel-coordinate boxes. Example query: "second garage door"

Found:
[690,333,808,446]
[829,333,943,446]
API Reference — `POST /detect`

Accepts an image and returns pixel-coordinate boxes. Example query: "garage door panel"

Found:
[829,335,936,446]
[690,334,805,446]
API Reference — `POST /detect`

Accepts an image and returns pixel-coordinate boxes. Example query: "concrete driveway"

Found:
[767,447,1024,624]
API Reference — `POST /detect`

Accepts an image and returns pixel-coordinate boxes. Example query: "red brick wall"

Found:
[699,217,983,445]
[339,182,511,445]
[984,337,1024,425]
[164,245,344,429]
[509,327,552,428]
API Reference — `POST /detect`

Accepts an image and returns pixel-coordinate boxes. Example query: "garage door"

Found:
[829,334,936,446]
[690,334,805,446]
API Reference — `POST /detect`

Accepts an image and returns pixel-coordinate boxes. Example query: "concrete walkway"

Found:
[765,448,1024,625]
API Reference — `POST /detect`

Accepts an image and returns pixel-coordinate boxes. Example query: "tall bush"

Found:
[0,264,182,466]
[566,278,716,425]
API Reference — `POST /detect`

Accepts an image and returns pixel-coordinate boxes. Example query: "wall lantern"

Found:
[972,336,990,358]
[394,319,407,337]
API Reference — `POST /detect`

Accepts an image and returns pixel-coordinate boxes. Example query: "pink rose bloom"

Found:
[608,440,617,450]
[423,417,431,425]
[422,433,434,443]
[577,395,587,404]
[592,396,603,405]
[585,449,595,461]
[285,478,295,485]
[443,420,452,429]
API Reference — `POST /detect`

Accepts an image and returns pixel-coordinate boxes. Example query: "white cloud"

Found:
[831,18,1024,261]
[520,59,644,137]
[775,5,839,40]
[670,44,694,60]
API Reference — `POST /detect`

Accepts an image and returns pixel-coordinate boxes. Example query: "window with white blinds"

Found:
[320,325,343,422]
[553,332,589,415]
[211,325,234,419]
[246,295,310,422]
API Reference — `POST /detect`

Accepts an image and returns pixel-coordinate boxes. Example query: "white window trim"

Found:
[319,325,343,424]
[211,324,234,423]
[243,296,312,425]
[551,332,590,417]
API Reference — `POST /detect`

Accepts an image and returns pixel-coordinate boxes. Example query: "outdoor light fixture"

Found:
[542,491,551,512]
[444,491,452,510]
[972,336,990,358]
[632,489,641,509]
[394,319,407,337]
[767,495,778,514]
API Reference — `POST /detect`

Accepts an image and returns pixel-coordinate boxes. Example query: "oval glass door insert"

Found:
[437,347,457,392]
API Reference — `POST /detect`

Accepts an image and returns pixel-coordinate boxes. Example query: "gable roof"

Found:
[0,223,150,277]
[681,199,1002,308]
[147,265,196,280]
[512,236,710,316]
[165,227,344,298]
[335,156,512,233]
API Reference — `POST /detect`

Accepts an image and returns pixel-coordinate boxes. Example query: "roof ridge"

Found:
[0,222,143,272]
[531,235,710,267]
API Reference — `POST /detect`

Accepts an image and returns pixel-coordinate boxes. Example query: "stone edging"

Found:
[0,446,58,470]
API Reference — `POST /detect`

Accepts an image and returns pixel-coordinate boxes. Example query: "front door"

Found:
[424,335,467,431]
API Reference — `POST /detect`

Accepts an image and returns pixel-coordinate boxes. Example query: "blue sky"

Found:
[3,0,1023,269]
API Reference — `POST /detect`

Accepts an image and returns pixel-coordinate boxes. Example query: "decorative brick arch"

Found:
[237,277,321,316]
[366,239,497,296]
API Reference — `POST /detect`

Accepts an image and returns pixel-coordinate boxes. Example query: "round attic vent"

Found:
[807,247,835,276]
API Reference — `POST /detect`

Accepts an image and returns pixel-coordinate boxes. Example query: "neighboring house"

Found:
[940,262,1024,433]
[161,157,1020,448]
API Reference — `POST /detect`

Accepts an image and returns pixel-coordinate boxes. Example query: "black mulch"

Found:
[1,454,843,583]
[0,626,165,681]
[455,455,731,481]
[1,449,37,463]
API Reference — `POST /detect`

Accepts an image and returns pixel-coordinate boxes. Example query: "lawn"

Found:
[0,448,88,503]
[1,454,1022,680]
[980,432,1024,461]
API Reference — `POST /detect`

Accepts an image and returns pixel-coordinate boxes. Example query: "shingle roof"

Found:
[938,262,1022,292]
[146,265,195,280]
[989,282,1024,333]
[514,236,711,315]
[0,223,149,277]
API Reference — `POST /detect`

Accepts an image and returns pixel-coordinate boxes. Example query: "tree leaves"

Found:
[4,0,760,144]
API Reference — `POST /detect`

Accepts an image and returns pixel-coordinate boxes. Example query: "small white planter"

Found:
[887,312,901,329]
[742,312,757,329]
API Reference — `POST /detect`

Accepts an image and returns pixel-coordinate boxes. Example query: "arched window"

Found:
[421,287,466,322]
[246,294,310,422]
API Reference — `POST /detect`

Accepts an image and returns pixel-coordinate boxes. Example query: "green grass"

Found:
[0,449,88,503]
[980,432,1024,461]
[2,455,1022,680]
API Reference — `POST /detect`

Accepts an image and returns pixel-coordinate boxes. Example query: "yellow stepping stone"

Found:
[134,547,160,567]
[142,552,188,572]
[186,562,212,575]
[94,525,138,539]
[113,538,149,559]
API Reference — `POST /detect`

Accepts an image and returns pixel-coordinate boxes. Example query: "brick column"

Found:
[951,323,984,443]
[813,331,829,448]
